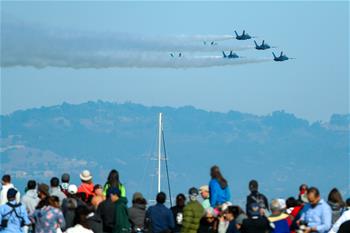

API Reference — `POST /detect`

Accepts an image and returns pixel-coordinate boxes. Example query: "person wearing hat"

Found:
[0,174,20,205]
[60,173,70,196]
[181,187,205,233]
[112,187,131,233]
[240,203,272,233]
[268,199,289,233]
[199,185,211,210]
[78,170,95,203]
[96,187,120,233]
[0,188,31,232]
[128,192,147,232]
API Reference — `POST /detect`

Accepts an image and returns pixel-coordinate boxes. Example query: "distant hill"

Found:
[1,101,349,203]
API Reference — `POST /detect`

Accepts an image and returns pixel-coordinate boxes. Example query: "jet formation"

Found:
[170,29,294,62]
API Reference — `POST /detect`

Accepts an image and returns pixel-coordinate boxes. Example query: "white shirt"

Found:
[328,209,350,233]
[65,224,94,233]
[0,183,20,205]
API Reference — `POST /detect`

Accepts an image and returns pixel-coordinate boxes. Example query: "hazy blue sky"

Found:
[1,1,349,122]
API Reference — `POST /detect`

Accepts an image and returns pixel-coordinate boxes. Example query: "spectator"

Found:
[60,173,70,196]
[96,187,119,233]
[240,203,272,233]
[0,188,31,233]
[103,169,127,198]
[285,197,303,233]
[328,208,350,233]
[128,192,147,232]
[146,192,174,233]
[327,187,346,224]
[86,205,104,233]
[209,166,231,208]
[112,187,131,233]
[198,207,218,233]
[91,184,105,210]
[65,205,94,233]
[338,220,350,233]
[225,206,240,233]
[78,170,95,203]
[33,184,66,233]
[299,187,332,233]
[246,180,269,216]
[50,177,66,206]
[199,185,211,210]
[181,187,205,233]
[229,205,247,231]
[61,184,86,231]
[298,184,308,204]
[170,193,186,233]
[21,180,40,215]
[268,199,289,233]
[0,175,20,205]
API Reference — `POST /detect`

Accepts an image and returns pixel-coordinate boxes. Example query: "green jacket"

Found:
[113,198,131,233]
[181,200,205,233]
[103,183,127,198]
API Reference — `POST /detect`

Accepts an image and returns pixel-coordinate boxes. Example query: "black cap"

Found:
[189,187,199,196]
[7,188,18,199]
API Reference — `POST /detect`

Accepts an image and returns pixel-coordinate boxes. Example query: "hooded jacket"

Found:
[21,189,39,214]
[180,200,204,233]
[128,203,146,229]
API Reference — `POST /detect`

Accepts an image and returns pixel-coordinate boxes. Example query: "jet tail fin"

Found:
[222,51,226,58]
[262,40,265,45]
[272,52,277,59]
[254,40,258,47]
[242,30,245,35]
[234,31,239,37]
[280,51,283,56]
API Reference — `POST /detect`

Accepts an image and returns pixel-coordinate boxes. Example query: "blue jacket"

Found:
[0,201,31,233]
[268,213,290,233]
[300,199,332,233]
[146,203,175,233]
[209,179,231,207]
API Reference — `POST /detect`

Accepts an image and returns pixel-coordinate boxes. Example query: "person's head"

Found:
[210,165,228,189]
[189,187,199,201]
[205,207,217,223]
[7,188,18,202]
[176,193,186,207]
[1,174,11,185]
[328,188,345,207]
[48,196,60,208]
[346,198,350,207]
[68,184,78,197]
[80,170,93,184]
[270,199,283,215]
[286,197,298,208]
[225,206,236,221]
[107,169,120,188]
[199,185,209,199]
[299,184,308,194]
[37,183,50,199]
[132,192,147,205]
[50,177,60,188]
[107,187,121,202]
[27,180,37,190]
[93,184,103,196]
[61,173,70,183]
[156,192,166,204]
[249,180,258,192]
[307,187,321,206]
[74,205,91,229]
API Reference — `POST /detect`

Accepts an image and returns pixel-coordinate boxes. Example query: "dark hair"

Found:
[74,205,91,229]
[346,198,350,207]
[50,177,60,187]
[286,197,298,208]
[36,197,50,209]
[106,169,121,189]
[249,180,258,192]
[27,180,37,190]
[176,193,186,206]
[2,175,11,183]
[48,196,60,208]
[299,184,308,192]
[210,166,228,189]
[133,198,147,205]
[156,192,166,204]
[307,187,320,197]
[93,184,103,192]
[328,188,346,207]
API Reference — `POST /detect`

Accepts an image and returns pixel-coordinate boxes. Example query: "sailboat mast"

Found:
[157,112,162,193]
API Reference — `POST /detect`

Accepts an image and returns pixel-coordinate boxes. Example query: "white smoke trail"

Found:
[1,20,267,69]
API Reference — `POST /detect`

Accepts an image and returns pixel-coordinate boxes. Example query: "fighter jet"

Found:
[273,52,293,61]
[234,30,253,40]
[222,51,239,59]
[170,53,182,58]
[254,40,271,50]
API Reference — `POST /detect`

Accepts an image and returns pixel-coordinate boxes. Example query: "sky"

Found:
[1,1,349,122]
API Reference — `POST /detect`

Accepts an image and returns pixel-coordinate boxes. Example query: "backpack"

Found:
[1,203,26,228]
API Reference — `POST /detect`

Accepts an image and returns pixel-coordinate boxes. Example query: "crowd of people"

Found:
[0,165,349,233]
